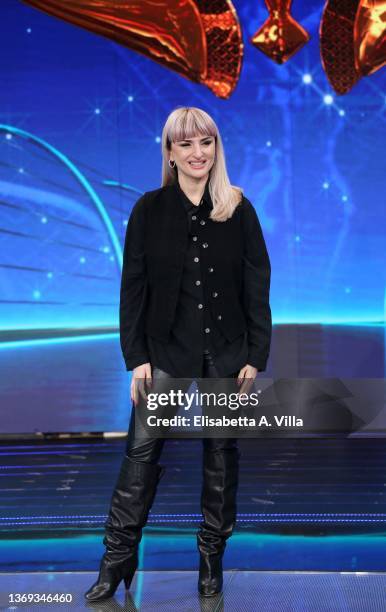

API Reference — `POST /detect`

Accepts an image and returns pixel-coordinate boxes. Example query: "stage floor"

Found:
[0,571,385,611]
[1,437,386,575]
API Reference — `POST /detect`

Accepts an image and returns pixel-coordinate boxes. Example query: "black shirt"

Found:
[147,179,249,377]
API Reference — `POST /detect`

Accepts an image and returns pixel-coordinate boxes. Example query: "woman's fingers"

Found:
[131,364,152,406]
[130,363,152,404]
[131,377,138,406]
[238,366,256,394]
[237,367,247,386]
[145,364,152,387]
[138,377,148,403]
[239,376,254,395]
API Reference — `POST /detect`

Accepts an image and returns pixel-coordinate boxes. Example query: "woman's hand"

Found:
[237,364,257,395]
[131,362,152,406]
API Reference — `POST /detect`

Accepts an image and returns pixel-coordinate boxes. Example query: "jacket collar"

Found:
[173,176,212,213]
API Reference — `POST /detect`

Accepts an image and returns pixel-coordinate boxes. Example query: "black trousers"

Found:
[125,351,239,462]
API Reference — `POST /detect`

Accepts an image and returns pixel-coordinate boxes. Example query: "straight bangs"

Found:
[166,108,217,145]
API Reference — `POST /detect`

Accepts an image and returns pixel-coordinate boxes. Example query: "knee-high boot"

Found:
[85,455,165,601]
[197,447,240,597]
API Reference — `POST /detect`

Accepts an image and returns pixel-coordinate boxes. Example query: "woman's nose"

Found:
[192,144,203,157]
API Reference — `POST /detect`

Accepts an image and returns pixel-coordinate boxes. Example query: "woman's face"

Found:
[170,134,216,180]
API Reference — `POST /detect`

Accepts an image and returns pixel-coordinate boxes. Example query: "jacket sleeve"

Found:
[241,198,272,371]
[119,194,150,371]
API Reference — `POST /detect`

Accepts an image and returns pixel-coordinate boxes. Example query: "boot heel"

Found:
[123,567,136,589]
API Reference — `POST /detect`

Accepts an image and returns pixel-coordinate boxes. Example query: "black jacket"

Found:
[119,183,272,372]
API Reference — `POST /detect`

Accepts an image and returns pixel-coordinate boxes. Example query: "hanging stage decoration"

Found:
[22,0,243,99]
[320,0,386,94]
[250,0,310,63]
[23,0,385,97]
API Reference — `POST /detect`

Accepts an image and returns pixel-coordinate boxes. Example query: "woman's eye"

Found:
[180,140,212,147]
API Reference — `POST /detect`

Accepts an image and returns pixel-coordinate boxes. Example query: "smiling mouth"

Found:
[189,161,206,166]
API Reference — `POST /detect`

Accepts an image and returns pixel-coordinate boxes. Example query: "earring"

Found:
[168,159,176,168]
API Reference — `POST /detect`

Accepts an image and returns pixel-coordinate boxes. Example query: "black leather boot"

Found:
[197,447,240,597]
[85,456,165,602]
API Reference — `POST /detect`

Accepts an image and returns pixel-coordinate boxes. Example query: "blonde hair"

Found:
[161,107,243,222]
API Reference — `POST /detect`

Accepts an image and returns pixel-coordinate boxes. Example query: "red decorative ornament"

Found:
[250,0,310,64]
[356,0,386,75]
[320,0,386,94]
[20,0,386,97]
[22,0,243,99]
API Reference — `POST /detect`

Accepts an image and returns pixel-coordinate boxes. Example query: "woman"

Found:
[85,106,272,601]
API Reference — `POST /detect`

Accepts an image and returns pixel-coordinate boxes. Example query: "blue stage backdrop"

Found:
[0,1,385,432]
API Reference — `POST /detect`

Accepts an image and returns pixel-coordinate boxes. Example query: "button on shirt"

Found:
[147,179,249,378]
